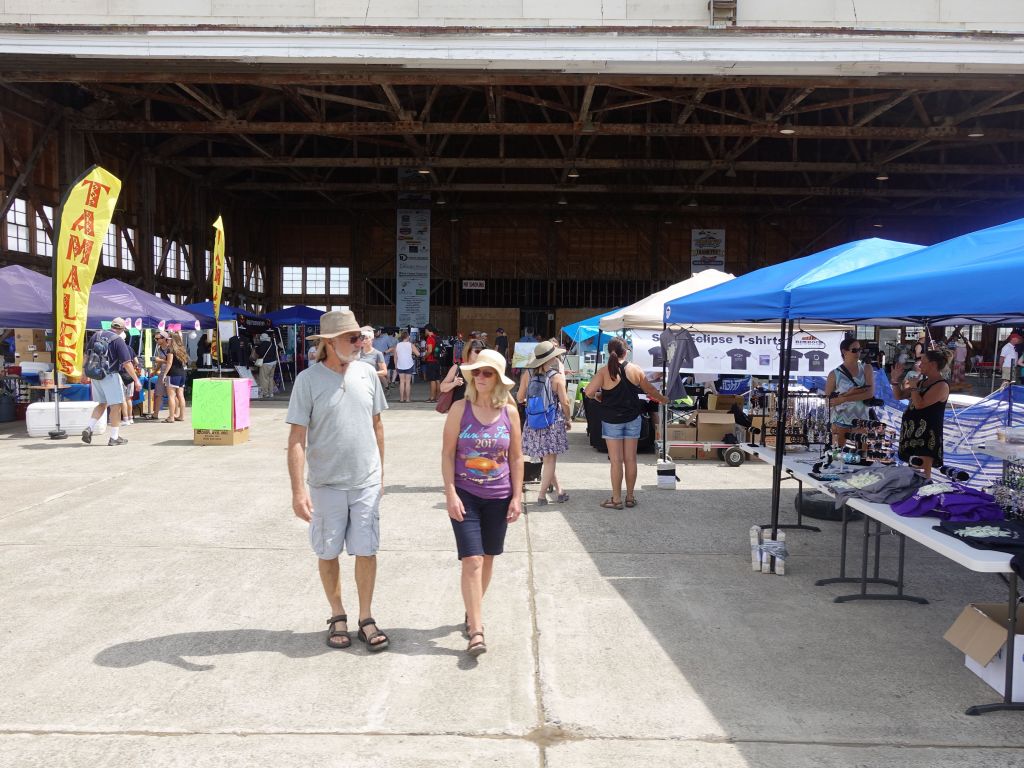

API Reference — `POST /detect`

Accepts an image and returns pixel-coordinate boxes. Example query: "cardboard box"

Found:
[707,394,744,411]
[665,426,696,460]
[944,602,1024,700]
[193,427,249,446]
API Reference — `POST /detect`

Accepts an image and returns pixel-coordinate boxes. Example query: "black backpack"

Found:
[83,332,113,380]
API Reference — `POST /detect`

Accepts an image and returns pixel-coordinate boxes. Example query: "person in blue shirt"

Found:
[82,318,141,446]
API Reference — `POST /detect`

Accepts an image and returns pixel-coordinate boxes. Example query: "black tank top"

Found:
[600,369,643,424]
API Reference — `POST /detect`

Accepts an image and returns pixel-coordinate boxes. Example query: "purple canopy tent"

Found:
[92,279,213,329]
[0,265,131,329]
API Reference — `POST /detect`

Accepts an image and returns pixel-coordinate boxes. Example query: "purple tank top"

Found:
[454,402,512,499]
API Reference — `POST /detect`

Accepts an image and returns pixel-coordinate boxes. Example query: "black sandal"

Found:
[325,614,351,649]
[467,630,487,657]
[357,617,390,652]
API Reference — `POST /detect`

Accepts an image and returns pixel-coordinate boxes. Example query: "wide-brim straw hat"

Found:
[460,348,515,387]
[523,340,566,369]
[308,309,361,340]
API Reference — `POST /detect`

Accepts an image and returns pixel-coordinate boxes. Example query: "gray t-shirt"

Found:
[360,349,386,371]
[286,361,388,489]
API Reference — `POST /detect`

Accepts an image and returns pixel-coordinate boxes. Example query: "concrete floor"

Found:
[2,383,1023,767]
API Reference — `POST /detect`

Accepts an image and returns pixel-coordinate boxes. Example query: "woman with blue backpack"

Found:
[584,337,668,509]
[519,340,572,506]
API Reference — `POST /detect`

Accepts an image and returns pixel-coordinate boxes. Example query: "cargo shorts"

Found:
[307,484,381,558]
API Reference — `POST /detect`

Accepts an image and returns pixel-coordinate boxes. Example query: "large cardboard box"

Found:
[707,394,744,411]
[665,425,696,460]
[694,411,735,460]
[193,427,249,446]
[944,603,1024,700]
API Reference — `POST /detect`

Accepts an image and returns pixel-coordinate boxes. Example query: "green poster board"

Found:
[191,378,234,431]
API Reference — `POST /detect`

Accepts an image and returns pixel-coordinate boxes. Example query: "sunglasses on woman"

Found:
[471,369,496,378]
[847,347,861,354]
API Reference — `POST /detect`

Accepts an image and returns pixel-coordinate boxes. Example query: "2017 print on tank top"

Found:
[455,409,511,497]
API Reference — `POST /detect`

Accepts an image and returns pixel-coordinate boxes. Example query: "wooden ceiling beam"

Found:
[72,119,1024,141]
[4,63,1022,91]
[220,180,1021,200]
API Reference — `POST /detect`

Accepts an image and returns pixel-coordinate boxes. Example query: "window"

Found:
[102,225,118,267]
[5,198,30,252]
[121,228,136,271]
[34,204,53,258]
[166,242,179,279]
[180,244,190,281]
[330,267,350,295]
[223,258,232,288]
[153,236,164,274]
[282,266,303,294]
[306,267,326,295]
[242,260,263,293]
[204,249,211,280]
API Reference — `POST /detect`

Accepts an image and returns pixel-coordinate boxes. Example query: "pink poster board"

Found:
[232,378,251,430]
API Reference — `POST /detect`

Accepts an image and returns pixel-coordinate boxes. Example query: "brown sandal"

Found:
[600,498,624,510]
[467,630,487,657]
[625,497,637,508]
[325,614,351,649]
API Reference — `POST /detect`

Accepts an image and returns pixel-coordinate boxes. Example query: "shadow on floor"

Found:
[94,624,473,671]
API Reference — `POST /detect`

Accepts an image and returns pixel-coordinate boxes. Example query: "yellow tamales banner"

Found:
[211,215,226,361]
[54,165,122,377]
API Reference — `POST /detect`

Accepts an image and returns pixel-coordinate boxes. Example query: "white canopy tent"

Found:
[599,269,734,332]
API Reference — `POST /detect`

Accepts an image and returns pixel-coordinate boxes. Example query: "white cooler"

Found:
[26,401,107,437]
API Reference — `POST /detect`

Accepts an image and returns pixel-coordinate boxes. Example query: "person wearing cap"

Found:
[1000,333,1021,383]
[358,326,388,386]
[81,318,141,447]
[253,332,279,399]
[441,348,523,657]
[518,340,573,506]
[286,310,390,653]
[584,337,668,509]
[144,331,172,420]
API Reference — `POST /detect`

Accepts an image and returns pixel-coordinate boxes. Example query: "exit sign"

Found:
[462,280,485,290]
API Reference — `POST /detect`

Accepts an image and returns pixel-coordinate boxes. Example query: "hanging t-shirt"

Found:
[804,350,829,372]
[659,328,701,400]
[787,350,804,371]
[725,348,751,371]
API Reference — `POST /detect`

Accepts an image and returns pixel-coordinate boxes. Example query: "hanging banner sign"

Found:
[631,328,845,376]
[53,165,122,377]
[396,208,430,328]
[691,229,726,273]
[462,279,485,290]
[211,215,226,361]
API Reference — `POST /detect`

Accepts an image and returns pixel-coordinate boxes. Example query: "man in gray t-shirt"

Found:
[286,310,390,652]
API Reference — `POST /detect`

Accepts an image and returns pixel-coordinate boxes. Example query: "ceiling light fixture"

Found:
[872,222,884,228]
[567,166,580,179]
[686,198,699,207]
[436,194,447,206]
[449,213,460,223]
[967,123,985,138]
[557,195,568,206]
[554,216,564,223]
[778,120,796,135]
[417,164,431,175]
[875,169,890,181]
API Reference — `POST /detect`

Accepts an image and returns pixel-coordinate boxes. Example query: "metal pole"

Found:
[768,318,794,538]
[661,320,668,462]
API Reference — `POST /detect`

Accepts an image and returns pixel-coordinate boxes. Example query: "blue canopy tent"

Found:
[662,238,925,548]
[786,218,1024,326]
[180,300,261,322]
[264,305,324,326]
[264,305,323,375]
[664,238,924,325]
[560,308,620,348]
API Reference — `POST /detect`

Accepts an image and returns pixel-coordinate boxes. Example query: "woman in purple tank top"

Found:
[441,349,523,657]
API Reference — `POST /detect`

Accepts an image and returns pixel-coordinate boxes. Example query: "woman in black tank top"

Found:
[584,338,668,509]
[891,349,950,479]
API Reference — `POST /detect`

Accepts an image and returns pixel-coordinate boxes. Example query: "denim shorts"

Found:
[167,375,185,388]
[450,487,510,560]
[398,367,415,376]
[602,414,642,440]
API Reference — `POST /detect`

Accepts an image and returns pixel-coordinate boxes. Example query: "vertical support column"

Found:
[190,184,206,303]
[350,213,362,319]
[139,163,156,292]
